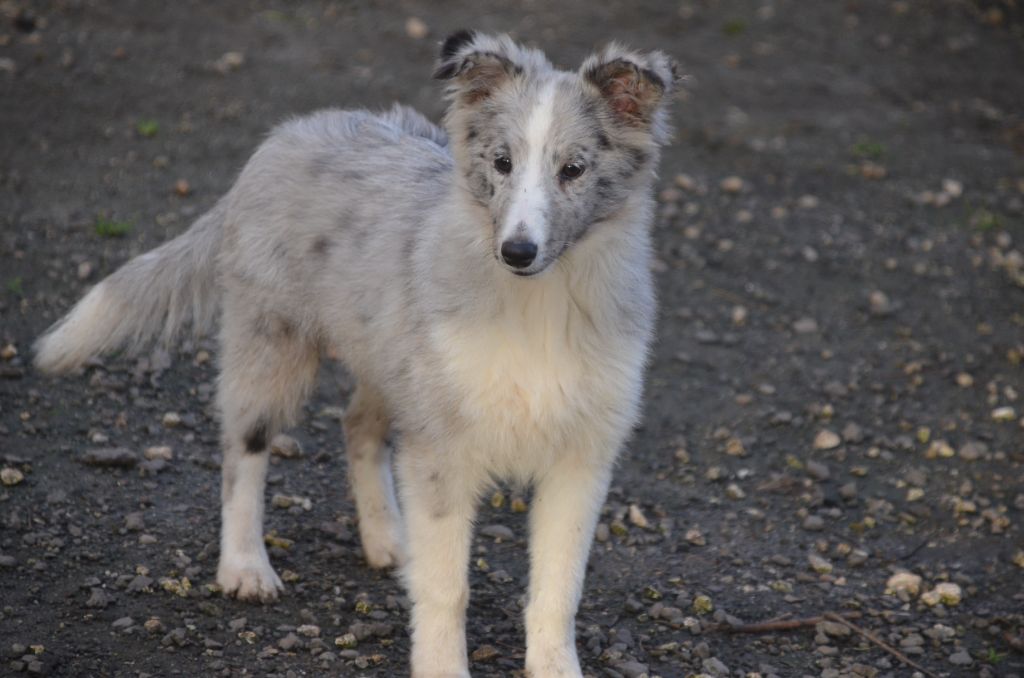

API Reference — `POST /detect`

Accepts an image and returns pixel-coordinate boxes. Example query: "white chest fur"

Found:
[431,277,645,477]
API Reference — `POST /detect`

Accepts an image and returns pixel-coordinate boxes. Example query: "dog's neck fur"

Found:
[432,181,656,344]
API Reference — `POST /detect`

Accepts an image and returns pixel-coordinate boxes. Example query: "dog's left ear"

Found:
[581,45,680,137]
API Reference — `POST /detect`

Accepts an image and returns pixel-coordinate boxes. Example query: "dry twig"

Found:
[716,611,859,633]
[823,612,939,678]
[713,611,939,678]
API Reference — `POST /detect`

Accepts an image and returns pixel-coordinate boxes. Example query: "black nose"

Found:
[500,240,538,269]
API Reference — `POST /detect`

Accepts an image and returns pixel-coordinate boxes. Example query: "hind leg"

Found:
[343,384,404,568]
[215,308,319,602]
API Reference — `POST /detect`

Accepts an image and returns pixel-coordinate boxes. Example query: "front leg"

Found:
[397,447,481,678]
[525,454,613,677]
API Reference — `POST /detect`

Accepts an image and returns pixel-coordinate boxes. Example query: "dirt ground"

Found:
[1,1,1023,676]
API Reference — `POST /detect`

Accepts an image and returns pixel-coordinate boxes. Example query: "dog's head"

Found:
[435,30,679,277]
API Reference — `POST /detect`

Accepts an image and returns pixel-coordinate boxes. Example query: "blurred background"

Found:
[1,1,1022,676]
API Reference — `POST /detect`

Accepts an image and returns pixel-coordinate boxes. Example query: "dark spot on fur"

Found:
[244,420,269,453]
[311,236,332,256]
[252,314,298,342]
[417,163,446,182]
[440,29,476,60]
[401,234,416,264]
[351,226,368,253]
[627,146,649,169]
[465,125,478,141]
[596,131,612,149]
[308,154,331,178]
[640,67,666,91]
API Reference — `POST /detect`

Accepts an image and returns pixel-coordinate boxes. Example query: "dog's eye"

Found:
[560,162,585,181]
[494,155,512,174]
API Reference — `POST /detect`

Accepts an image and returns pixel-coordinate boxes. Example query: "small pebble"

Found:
[948,649,973,666]
[479,524,514,541]
[144,446,173,461]
[813,429,841,450]
[720,176,744,193]
[297,624,320,638]
[278,632,300,651]
[797,194,820,209]
[805,460,830,480]
[270,434,303,459]
[886,571,922,599]
[628,504,650,529]
[921,582,962,607]
[808,553,833,574]
[725,483,745,500]
[803,515,825,531]
[793,317,819,334]
[991,406,1015,422]
[958,440,986,461]
[1,467,24,486]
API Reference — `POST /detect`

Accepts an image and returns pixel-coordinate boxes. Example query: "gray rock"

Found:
[615,660,649,678]
[958,440,987,461]
[793,317,818,334]
[806,460,830,481]
[270,434,303,459]
[817,620,851,637]
[86,587,113,608]
[479,524,515,541]
[127,575,153,593]
[949,649,973,666]
[803,515,825,531]
[278,632,300,651]
[841,422,864,443]
[702,657,730,676]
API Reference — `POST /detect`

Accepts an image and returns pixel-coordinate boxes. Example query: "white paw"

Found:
[217,557,283,602]
[359,516,406,569]
[525,647,582,678]
[411,666,471,678]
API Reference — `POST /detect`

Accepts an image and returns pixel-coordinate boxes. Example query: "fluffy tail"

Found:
[34,200,228,374]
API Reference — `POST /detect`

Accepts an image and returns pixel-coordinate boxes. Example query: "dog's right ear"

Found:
[433,30,524,104]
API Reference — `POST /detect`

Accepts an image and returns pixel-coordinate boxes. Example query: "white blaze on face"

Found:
[500,79,558,251]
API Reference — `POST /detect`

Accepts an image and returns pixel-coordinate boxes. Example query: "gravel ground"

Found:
[2,1,1023,676]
